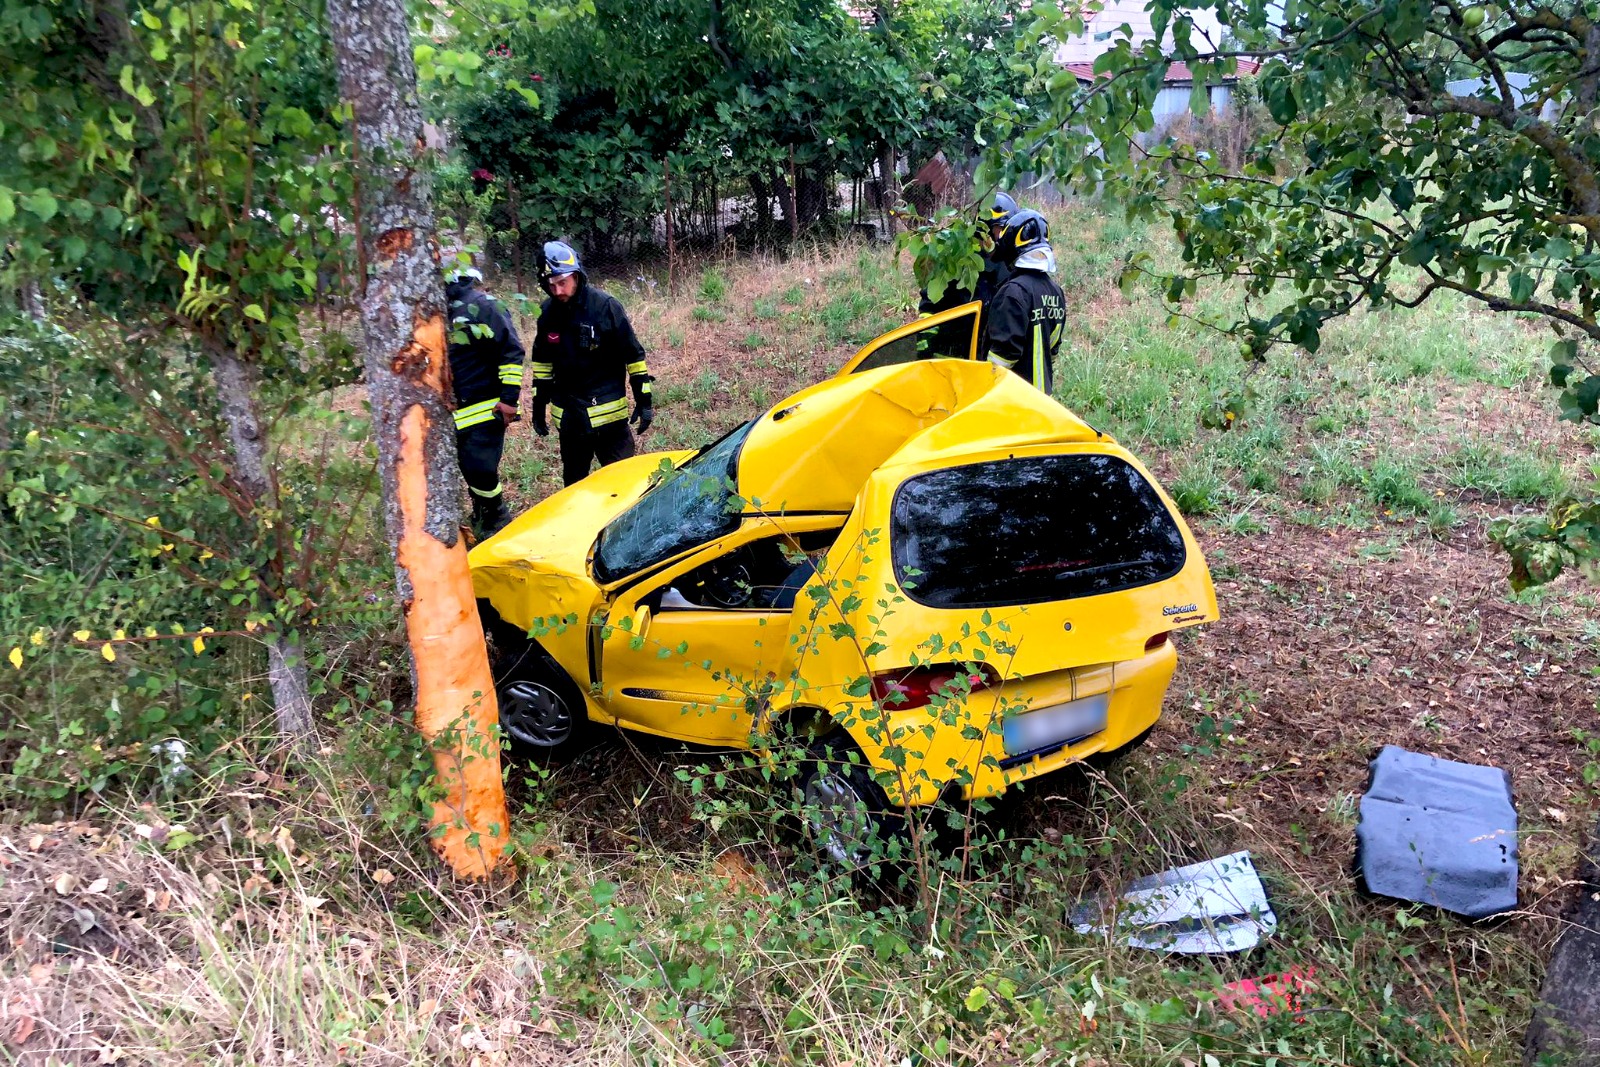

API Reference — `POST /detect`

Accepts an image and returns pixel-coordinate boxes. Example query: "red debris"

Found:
[1217,966,1317,1020]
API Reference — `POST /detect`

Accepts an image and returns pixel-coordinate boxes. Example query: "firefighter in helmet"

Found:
[981,208,1066,393]
[444,256,524,537]
[529,241,655,485]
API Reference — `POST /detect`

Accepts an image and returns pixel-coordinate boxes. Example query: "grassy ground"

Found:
[4,207,1599,1065]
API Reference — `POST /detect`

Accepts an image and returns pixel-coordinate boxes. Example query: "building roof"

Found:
[1066,57,1261,85]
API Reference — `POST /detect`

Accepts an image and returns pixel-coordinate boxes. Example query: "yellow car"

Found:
[471,329,1218,854]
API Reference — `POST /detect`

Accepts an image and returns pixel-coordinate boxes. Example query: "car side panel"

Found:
[597,514,848,745]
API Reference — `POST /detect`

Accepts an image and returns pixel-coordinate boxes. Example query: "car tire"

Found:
[794,736,906,871]
[488,628,590,759]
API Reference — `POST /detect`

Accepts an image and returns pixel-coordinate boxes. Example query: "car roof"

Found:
[735,359,1105,515]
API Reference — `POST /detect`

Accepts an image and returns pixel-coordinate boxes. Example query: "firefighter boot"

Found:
[472,491,511,539]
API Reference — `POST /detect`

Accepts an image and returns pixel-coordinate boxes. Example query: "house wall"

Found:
[1150,83,1235,126]
[1053,3,1223,65]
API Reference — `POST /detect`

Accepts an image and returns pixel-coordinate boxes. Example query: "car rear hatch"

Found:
[799,439,1216,699]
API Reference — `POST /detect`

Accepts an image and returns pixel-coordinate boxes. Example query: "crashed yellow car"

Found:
[471,346,1218,851]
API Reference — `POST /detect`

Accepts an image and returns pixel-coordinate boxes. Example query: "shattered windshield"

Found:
[891,453,1186,608]
[594,422,753,582]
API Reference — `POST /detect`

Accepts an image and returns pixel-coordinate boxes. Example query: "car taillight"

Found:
[871,662,998,710]
[1145,631,1171,652]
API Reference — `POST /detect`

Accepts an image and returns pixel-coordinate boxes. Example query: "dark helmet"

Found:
[539,240,585,290]
[989,191,1019,226]
[995,208,1050,263]
[441,245,483,287]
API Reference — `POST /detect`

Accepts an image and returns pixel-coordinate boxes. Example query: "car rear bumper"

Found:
[866,640,1178,807]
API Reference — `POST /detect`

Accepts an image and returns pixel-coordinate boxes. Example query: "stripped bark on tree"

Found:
[326,0,511,879]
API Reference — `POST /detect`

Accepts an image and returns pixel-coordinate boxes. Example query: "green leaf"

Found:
[22,191,57,221]
[243,304,266,322]
[0,189,14,224]
[1509,271,1536,304]
[1559,374,1600,423]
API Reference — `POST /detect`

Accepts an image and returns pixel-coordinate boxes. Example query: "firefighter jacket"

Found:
[982,265,1066,393]
[531,283,652,433]
[446,280,525,431]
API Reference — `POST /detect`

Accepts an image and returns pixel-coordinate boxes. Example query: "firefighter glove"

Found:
[630,399,653,434]
[531,400,549,437]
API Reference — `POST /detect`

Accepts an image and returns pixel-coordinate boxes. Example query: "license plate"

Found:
[1003,692,1110,757]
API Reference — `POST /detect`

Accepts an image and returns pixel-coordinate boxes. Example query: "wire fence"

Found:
[470,152,1082,294]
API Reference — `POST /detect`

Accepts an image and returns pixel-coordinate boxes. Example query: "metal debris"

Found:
[1071,850,1277,954]
[1356,745,1518,920]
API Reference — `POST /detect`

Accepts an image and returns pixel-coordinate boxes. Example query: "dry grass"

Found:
[1,802,577,1066]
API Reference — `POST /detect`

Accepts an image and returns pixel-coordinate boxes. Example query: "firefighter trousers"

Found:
[559,421,635,486]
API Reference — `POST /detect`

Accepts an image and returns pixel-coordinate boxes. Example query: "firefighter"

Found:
[982,208,1065,393]
[530,241,654,486]
[445,259,524,537]
[916,190,1018,319]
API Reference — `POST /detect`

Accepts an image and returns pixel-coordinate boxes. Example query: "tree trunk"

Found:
[327,0,511,880]
[771,166,797,245]
[1525,826,1600,1065]
[266,632,314,738]
[878,144,903,233]
[748,173,775,236]
[210,344,316,751]
[797,170,829,228]
[20,279,45,322]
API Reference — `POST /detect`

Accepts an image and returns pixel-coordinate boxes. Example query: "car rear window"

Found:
[595,422,752,582]
[890,454,1186,608]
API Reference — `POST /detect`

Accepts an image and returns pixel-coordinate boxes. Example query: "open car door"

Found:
[835,300,983,376]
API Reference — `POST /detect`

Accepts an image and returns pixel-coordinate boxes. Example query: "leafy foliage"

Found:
[0,320,389,802]
[0,0,390,799]
[439,0,1034,256]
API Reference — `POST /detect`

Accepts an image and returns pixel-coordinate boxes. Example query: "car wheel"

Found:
[796,738,904,869]
[489,631,589,758]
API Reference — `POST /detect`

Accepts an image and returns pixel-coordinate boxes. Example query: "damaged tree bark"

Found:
[326,0,511,879]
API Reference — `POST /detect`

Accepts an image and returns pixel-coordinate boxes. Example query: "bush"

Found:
[0,320,391,807]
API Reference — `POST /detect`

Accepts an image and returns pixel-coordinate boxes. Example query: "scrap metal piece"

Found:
[1356,745,1518,920]
[1071,850,1277,954]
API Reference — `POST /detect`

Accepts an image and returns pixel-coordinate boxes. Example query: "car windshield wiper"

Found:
[1054,557,1157,580]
